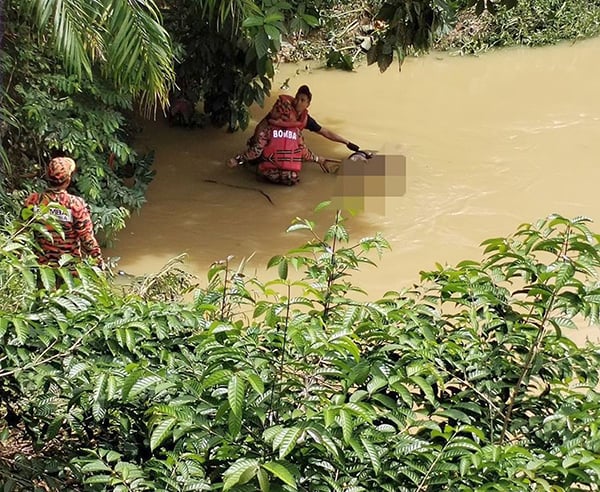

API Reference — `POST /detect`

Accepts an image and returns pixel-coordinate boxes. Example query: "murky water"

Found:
[106,37,600,342]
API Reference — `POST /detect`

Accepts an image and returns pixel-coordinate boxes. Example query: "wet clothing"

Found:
[256,127,319,186]
[240,127,272,163]
[252,95,309,140]
[261,127,304,172]
[25,189,103,266]
[232,93,323,184]
[258,169,300,186]
[242,115,321,157]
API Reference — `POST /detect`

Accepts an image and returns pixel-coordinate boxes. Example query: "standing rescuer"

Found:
[24,157,105,268]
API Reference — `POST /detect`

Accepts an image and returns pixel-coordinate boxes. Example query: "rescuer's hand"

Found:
[227,156,244,168]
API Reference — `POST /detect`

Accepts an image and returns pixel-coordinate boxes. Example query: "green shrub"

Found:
[439,0,600,54]
[0,6,155,244]
[2,210,600,490]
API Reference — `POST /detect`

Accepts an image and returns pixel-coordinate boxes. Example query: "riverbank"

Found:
[281,0,600,66]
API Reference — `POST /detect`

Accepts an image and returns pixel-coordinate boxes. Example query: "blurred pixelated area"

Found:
[332,154,406,214]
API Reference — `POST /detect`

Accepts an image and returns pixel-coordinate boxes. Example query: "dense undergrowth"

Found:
[0,5,155,244]
[2,208,600,490]
[437,0,600,54]
[301,0,600,67]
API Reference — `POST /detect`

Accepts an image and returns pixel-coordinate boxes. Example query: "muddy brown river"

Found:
[106,37,600,342]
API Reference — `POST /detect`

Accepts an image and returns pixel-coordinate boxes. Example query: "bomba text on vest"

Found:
[272,129,298,140]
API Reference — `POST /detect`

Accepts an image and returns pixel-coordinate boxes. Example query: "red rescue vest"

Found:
[261,127,304,172]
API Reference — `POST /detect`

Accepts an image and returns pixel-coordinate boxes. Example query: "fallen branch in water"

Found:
[203,179,275,205]
[318,158,342,174]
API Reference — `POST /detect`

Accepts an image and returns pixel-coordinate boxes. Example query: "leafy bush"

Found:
[0,5,155,243]
[2,210,600,490]
[439,0,600,54]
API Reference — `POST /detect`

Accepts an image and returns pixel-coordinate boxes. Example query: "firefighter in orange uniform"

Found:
[24,157,105,267]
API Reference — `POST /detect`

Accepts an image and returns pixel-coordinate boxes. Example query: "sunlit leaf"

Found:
[150,417,177,451]
[262,461,296,488]
[223,458,260,491]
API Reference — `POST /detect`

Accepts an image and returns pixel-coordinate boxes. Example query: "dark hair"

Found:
[296,85,312,102]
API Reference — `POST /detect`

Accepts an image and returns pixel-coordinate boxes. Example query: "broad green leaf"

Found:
[360,437,381,474]
[228,374,246,416]
[245,372,265,395]
[81,460,112,473]
[92,401,106,422]
[93,373,108,403]
[332,336,360,362]
[349,390,368,403]
[277,427,303,459]
[129,375,162,399]
[305,427,340,459]
[410,375,435,404]
[337,409,352,444]
[314,201,331,212]
[301,14,319,27]
[255,31,270,59]
[13,318,29,344]
[242,16,264,28]
[436,409,471,424]
[445,437,480,454]
[223,458,260,491]
[460,456,470,476]
[263,425,284,443]
[267,255,283,268]
[286,223,312,233]
[264,24,280,41]
[39,267,56,290]
[84,475,112,484]
[257,468,270,492]
[551,317,577,329]
[228,405,242,438]
[264,13,284,23]
[201,369,233,390]
[263,461,296,488]
[150,417,177,451]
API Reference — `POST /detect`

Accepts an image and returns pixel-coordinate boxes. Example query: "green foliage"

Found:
[366,0,455,71]
[326,49,354,71]
[3,210,600,490]
[162,0,285,131]
[439,0,600,54]
[161,0,465,125]
[0,6,155,243]
[9,0,175,114]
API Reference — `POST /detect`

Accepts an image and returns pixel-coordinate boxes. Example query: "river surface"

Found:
[106,37,600,342]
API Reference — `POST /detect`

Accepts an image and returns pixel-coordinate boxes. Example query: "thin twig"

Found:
[499,294,556,443]
[268,283,293,427]
[203,179,274,205]
[0,325,97,378]
[330,7,364,18]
